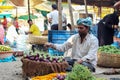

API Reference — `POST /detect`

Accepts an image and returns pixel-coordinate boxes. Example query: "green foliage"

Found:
[98,45,120,54]
[65,64,96,80]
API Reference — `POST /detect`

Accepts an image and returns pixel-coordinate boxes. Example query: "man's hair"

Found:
[27,19,32,23]
[3,16,6,18]
[52,4,57,9]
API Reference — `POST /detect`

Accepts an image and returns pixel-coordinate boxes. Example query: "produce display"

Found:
[31,64,106,80]
[21,53,69,77]
[32,73,66,80]
[65,64,96,80]
[97,45,120,68]
[98,45,120,54]
[0,45,11,52]
[24,54,65,63]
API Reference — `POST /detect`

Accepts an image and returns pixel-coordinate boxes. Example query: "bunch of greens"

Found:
[65,64,96,80]
[98,45,120,54]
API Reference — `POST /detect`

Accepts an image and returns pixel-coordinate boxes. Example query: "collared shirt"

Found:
[54,33,99,67]
[48,10,67,27]
[30,24,41,36]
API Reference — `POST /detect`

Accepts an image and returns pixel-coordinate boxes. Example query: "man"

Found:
[26,19,41,52]
[44,17,99,72]
[26,19,41,36]
[13,17,20,34]
[2,16,7,31]
[97,2,120,46]
[48,4,67,30]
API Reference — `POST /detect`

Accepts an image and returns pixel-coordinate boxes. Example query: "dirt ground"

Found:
[0,57,120,80]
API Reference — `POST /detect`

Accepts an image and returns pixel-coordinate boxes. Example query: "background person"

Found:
[48,4,67,30]
[1,16,7,31]
[44,17,99,72]
[0,24,5,45]
[26,19,41,52]
[26,19,41,36]
[13,17,20,34]
[97,3,120,46]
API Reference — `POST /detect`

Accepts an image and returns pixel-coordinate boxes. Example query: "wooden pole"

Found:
[84,0,88,17]
[28,0,31,20]
[15,7,18,17]
[58,0,62,30]
[68,0,74,29]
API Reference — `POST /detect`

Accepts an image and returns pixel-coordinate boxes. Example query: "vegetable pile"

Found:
[24,54,65,63]
[98,45,120,54]
[32,73,66,80]
[65,64,96,80]
[0,45,11,52]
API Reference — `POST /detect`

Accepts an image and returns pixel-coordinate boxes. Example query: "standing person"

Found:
[0,24,5,45]
[2,16,7,31]
[97,9,119,46]
[44,17,99,72]
[48,4,67,30]
[13,17,20,34]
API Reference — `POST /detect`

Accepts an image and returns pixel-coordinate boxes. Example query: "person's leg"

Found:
[16,28,19,34]
[51,24,58,30]
[81,61,95,72]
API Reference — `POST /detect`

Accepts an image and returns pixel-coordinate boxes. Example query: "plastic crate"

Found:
[48,30,77,56]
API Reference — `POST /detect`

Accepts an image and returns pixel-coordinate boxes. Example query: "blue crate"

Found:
[48,30,77,56]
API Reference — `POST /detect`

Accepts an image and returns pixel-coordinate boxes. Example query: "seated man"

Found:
[44,17,99,72]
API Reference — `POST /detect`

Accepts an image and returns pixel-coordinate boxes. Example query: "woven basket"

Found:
[97,52,120,68]
[27,35,48,44]
[0,51,13,59]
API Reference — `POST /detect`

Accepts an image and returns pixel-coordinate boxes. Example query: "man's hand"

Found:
[44,42,54,48]
[77,59,83,64]
[113,25,119,29]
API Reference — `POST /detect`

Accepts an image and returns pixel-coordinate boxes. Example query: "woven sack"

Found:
[27,35,48,44]
[97,52,120,68]
[21,58,69,77]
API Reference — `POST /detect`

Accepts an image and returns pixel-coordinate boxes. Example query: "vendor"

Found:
[26,19,41,52]
[26,19,41,36]
[44,17,99,72]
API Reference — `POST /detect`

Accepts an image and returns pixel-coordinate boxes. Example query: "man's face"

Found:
[77,24,89,35]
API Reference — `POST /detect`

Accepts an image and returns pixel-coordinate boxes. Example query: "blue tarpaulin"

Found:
[0,55,16,62]
[0,14,11,18]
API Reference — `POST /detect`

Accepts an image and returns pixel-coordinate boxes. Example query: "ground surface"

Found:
[0,57,120,80]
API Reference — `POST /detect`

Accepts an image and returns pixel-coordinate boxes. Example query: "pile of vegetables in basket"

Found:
[0,45,11,52]
[24,53,65,63]
[98,45,120,54]
[31,64,106,80]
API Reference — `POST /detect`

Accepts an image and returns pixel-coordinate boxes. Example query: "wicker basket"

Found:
[97,52,120,68]
[27,35,48,44]
[0,51,13,59]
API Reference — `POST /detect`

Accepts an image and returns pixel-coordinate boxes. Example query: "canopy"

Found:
[10,0,45,6]
[0,13,11,18]
[18,14,38,20]
[34,3,51,12]
[48,0,119,7]
[0,6,15,9]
